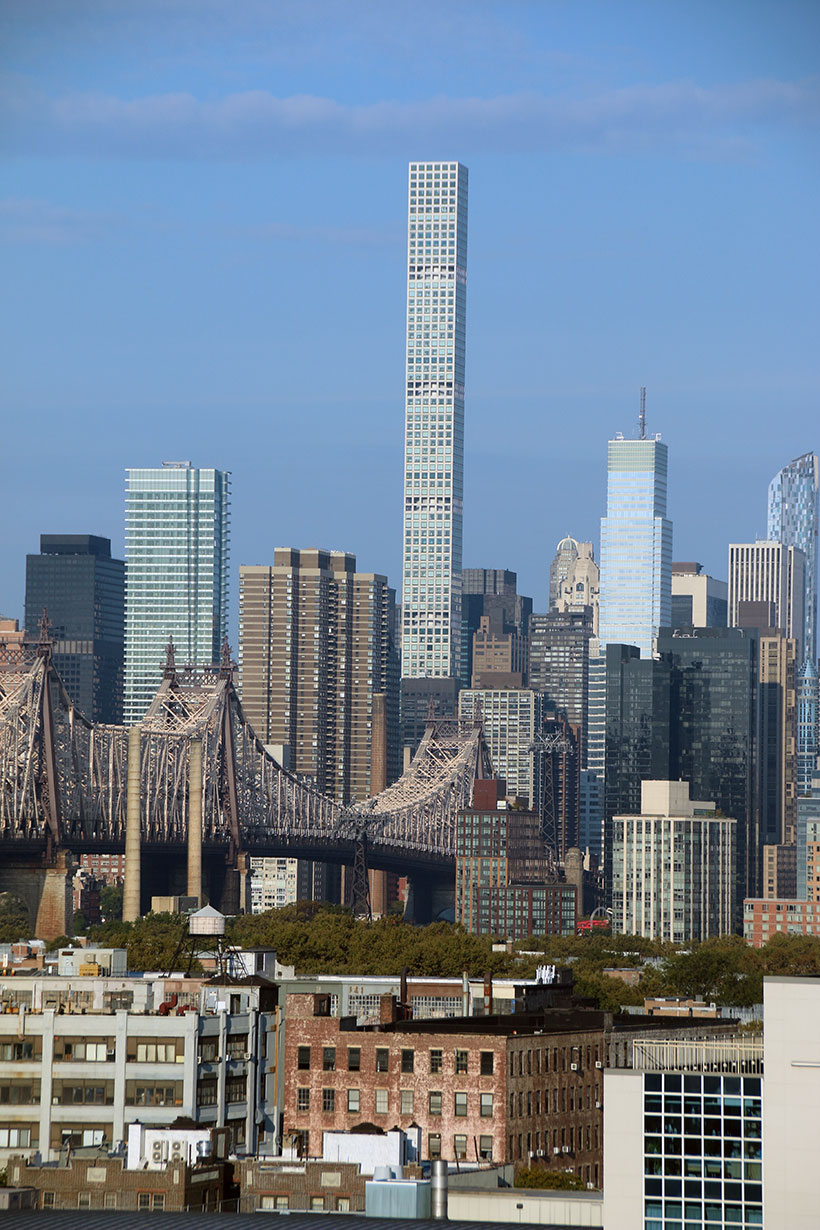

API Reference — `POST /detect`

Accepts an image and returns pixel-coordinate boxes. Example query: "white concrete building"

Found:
[611,781,736,942]
[728,539,805,659]
[0,970,278,1162]
[604,977,820,1230]
[249,857,299,913]
[401,161,468,679]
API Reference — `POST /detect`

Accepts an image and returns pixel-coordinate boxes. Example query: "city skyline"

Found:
[2,2,818,632]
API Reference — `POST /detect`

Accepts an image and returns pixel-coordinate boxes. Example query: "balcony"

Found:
[632,1036,763,1075]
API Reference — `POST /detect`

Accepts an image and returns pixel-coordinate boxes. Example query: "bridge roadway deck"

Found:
[0,836,455,881]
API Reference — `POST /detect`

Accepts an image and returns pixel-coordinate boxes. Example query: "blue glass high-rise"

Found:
[768,452,818,664]
[124,463,230,724]
[599,436,672,656]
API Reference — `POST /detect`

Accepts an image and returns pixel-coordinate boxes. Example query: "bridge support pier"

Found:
[403,871,455,925]
[205,850,250,916]
[0,851,76,941]
[123,725,142,922]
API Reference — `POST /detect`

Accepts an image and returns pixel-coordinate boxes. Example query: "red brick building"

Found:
[281,980,737,1190]
[743,897,820,946]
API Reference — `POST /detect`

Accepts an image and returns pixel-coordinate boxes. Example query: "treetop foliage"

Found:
[3,891,820,1007]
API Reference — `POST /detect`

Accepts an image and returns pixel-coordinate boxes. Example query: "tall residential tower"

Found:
[124,463,229,724]
[401,161,468,679]
[768,452,819,664]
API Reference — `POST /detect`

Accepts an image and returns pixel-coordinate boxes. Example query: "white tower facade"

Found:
[401,161,468,678]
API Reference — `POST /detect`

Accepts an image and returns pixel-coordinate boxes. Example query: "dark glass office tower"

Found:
[657,626,758,900]
[528,608,594,756]
[25,535,124,723]
[603,644,671,897]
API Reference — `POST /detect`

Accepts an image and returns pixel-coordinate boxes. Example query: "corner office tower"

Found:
[598,430,672,657]
[401,162,468,678]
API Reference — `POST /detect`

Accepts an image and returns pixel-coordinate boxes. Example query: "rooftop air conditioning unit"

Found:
[570,1062,579,1071]
[553,1147,561,1155]
[595,1060,603,1068]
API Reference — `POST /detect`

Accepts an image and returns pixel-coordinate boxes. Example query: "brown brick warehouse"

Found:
[281,980,739,1189]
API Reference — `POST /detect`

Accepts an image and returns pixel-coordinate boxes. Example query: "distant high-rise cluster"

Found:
[7,158,820,951]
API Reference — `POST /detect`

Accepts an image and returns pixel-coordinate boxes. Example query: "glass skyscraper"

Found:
[123,463,230,724]
[767,451,818,664]
[401,161,468,678]
[599,435,672,656]
[25,534,124,724]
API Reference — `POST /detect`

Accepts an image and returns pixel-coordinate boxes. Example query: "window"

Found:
[454,1134,467,1159]
[401,1049,415,1073]
[375,1088,389,1114]
[310,1197,325,1211]
[260,1196,289,1210]
[197,1080,217,1107]
[454,1092,468,1117]
[138,1194,151,1211]
[297,1088,310,1112]
[297,1046,311,1070]
[152,1195,165,1211]
[479,1135,493,1160]
[336,1196,350,1212]
[429,1090,442,1116]
[376,1048,389,1072]
[104,1195,117,1210]
[347,1088,360,1113]
[401,1089,414,1116]
[323,1047,336,1071]
[42,1193,55,1209]
[480,1051,494,1076]
[428,1133,442,1159]
[77,1194,91,1209]
[347,1047,361,1072]
[455,1050,468,1074]
[322,1088,335,1113]
[480,1093,494,1117]
[430,1049,443,1074]
[226,1077,246,1104]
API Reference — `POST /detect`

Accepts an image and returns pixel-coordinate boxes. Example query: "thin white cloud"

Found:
[246,220,400,247]
[2,76,817,161]
[0,196,165,243]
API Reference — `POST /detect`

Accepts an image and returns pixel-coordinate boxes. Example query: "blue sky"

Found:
[2,0,818,634]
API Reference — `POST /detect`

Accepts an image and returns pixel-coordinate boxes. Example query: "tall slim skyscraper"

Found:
[124,463,229,724]
[768,452,819,663]
[401,161,468,679]
[598,432,672,656]
[25,535,124,723]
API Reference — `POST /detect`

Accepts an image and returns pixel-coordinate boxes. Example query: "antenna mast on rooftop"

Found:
[639,386,646,440]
